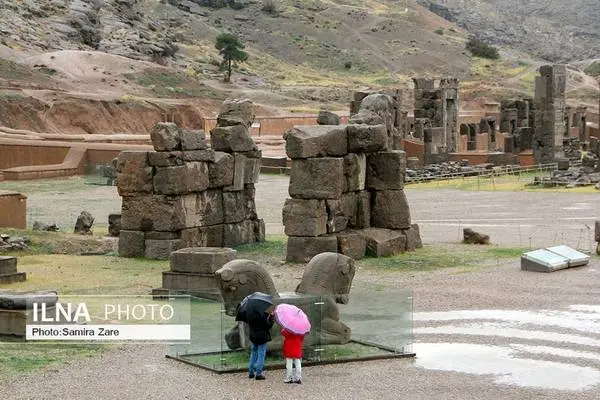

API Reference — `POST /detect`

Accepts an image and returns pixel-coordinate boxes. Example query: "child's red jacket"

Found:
[281,329,304,358]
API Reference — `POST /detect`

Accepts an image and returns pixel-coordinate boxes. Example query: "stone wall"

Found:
[533,64,567,164]
[117,99,265,260]
[283,95,422,262]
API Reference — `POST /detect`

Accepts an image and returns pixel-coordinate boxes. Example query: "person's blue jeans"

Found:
[248,342,267,376]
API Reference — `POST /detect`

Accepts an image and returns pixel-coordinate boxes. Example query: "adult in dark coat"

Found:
[247,311,274,380]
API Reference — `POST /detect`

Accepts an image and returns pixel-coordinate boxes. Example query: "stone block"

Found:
[118,230,145,257]
[336,231,366,260]
[121,194,188,231]
[343,153,366,192]
[145,231,180,240]
[217,98,255,128]
[326,200,348,233]
[161,271,221,300]
[188,190,224,227]
[340,192,357,227]
[108,213,121,237]
[360,228,407,257]
[208,152,234,188]
[282,199,327,237]
[254,219,265,243]
[366,151,406,190]
[0,256,17,275]
[148,150,215,167]
[371,190,411,229]
[596,220,600,242]
[180,129,207,150]
[0,273,26,284]
[355,191,371,229]
[557,158,570,171]
[116,151,154,196]
[151,122,180,151]
[244,156,261,184]
[180,225,224,248]
[223,221,256,247]
[223,191,246,224]
[289,158,344,199]
[404,224,423,251]
[284,125,347,159]
[153,162,209,195]
[243,184,257,220]
[144,239,183,260]
[211,125,256,152]
[170,247,237,274]
[347,124,388,152]
[286,236,338,263]
[224,153,246,192]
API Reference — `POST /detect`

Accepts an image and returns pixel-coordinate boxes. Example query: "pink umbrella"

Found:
[274,303,311,335]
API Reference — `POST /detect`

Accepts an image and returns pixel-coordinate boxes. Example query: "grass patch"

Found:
[0,339,105,379]
[583,61,600,77]
[125,70,218,98]
[567,87,600,102]
[361,244,530,272]
[0,176,90,195]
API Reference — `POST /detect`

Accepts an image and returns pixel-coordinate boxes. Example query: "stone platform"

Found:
[0,256,26,284]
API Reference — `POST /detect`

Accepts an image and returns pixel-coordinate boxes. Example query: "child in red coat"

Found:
[281,328,304,384]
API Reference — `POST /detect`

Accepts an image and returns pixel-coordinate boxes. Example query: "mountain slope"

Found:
[419,0,600,62]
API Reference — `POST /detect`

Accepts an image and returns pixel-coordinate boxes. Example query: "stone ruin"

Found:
[283,93,422,262]
[533,64,568,164]
[0,290,57,336]
[154,247,237,300]
[413,78,459,164]
[0,256,26,284]
[214,252,356,350]
[116,99,264,260]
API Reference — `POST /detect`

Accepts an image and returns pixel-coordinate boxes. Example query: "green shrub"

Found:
[466,37,500,59]
[434,28,444,35]
[584,61,600,77]
[262,0,277,14]
[344,61,352,69]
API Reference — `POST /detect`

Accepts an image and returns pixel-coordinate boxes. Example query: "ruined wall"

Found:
[283,94,422,262]
[533,65,567,163]
[117,100,264,260]
[413,78,460,161]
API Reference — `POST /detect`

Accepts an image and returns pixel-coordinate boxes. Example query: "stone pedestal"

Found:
[0,256,26,284]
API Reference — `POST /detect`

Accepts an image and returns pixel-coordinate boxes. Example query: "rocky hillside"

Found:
[419,0,600,62]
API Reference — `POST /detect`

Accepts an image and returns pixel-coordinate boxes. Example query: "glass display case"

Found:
[166,289,414,372]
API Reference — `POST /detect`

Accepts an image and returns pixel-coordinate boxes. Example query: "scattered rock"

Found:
[74,211,94,235]
[0,235,29,252]
[32,221,60,232]
[463,228,489,245]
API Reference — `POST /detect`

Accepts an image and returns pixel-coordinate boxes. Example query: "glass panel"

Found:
[167,290,414,371]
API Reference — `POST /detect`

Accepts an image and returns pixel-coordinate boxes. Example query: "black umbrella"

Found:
[236,292,273,322]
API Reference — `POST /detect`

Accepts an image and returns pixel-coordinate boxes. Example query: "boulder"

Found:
[463,228,490,245]
[118,230,145,257]
[180,129,207,150]
[148,150,215,167]
[404,224,423,251]
[317,110,341,125]
[326,200,348,233]
[32,221,59,232]
[223,191,246,224]
[74,211,94,235]
[336,231,367,260]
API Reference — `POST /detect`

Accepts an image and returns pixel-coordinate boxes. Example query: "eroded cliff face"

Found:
[418,0,600,62]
